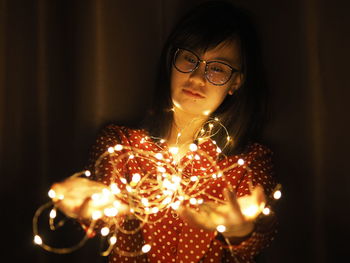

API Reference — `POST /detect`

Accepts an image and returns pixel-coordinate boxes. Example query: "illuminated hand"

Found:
[178,183,266,238]
[50,177,128,220]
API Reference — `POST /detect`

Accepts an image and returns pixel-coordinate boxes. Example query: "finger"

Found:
[253,185,266,208]
[224,188,244,214]
[78,196,92,219]
[248,180,254,194]
[178,207,215,231]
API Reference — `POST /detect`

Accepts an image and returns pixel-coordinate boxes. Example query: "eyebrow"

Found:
[210,56,240,68]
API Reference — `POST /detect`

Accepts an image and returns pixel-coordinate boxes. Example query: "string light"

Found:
[273,190,282,200]
[141,244,151,253]
[216,225,226,233]
[33,116,282,258]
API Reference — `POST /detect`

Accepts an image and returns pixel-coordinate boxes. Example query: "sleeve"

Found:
[219,143,279,262]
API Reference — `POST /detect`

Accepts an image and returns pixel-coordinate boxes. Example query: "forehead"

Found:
[195,40,241,65]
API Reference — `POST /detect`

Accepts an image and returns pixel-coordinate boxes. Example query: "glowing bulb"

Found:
[216,147,222,153]
[241,205,259,218]
[155,153,163,160]
[113,200,121,208]
[170,201,180,210]
[142,244,151,253]
[109,236,117,245]
[91,193,100,201]
[157,166,166,173]
[227,136,231,142]
[194,154,200,160]
[189,198,197,205]
[114,144,123,151]
[34,235,42,245]
[108,147,114,153]
[238,158,245,165]
[190,176,198,182]
[162,196,172,205]
[92,211,102,220]
[214,117,219,121]
[160,139,165,143]
[169,147,179,155]
[151,207,159,213]
[102,188,111,196]
[101,227,110,236]
[189,143,198,151]
[84,170,91,177]
[171,175,181,184]
[216,225,226,233]
[132,173,141,183]
[273,190,282,199]
[209,123,214,129]
[126,185,132,192]
[141,198,149,207]
[110,183,120,194]
[48,189,56,199]
[120,178,127,184]
[263,207,270,215]
[104,207,118,217]
[129,154,134,159]
[217,172,223,177]
[49,209,57,219]
[197,198,204,204]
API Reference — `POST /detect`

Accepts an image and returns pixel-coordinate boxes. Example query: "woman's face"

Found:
[170,40,242,117]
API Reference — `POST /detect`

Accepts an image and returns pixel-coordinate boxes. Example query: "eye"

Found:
[211,66,224,72]
[184,54,197,64]
[209,64,225,73]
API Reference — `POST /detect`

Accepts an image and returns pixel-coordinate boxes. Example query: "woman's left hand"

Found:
[178,182,266,238]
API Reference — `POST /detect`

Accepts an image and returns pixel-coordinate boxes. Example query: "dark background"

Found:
[1,0,349,262]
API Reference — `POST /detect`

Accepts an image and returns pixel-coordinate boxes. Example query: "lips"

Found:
[182,89,205,99]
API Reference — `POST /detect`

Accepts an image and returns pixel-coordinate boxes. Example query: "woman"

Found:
[51,1,278,262]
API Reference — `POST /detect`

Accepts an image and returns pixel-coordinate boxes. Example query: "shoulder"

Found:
[245,142,273,156]
[240,142,274,164]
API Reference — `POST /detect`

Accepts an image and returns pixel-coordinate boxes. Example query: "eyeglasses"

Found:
[173,48,239,86]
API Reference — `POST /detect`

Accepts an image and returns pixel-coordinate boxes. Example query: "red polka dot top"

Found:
[86,125,278,263]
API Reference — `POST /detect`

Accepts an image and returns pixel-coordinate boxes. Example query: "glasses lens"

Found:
[206,62,232,85]
[174,49,198,73]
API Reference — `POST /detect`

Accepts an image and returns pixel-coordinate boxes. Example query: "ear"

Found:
[228,73,244,95]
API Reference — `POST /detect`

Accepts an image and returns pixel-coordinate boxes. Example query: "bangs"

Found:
[172,20,240,53]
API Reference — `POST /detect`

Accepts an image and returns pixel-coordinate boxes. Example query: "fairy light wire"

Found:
[33,118,282,258]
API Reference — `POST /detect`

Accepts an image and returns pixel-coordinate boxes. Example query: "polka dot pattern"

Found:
[85,125,278,263]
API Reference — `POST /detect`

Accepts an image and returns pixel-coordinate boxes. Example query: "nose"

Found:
[189,61,206,85]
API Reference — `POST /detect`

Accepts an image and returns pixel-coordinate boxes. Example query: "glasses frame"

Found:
[172,48,240,86]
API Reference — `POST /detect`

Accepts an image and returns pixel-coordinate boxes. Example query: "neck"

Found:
[167,107,207,146]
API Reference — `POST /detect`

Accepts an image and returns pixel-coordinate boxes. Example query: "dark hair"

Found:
[142,0,268,155]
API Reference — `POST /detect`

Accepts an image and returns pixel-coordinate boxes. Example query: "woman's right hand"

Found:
[50,177,128,220]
